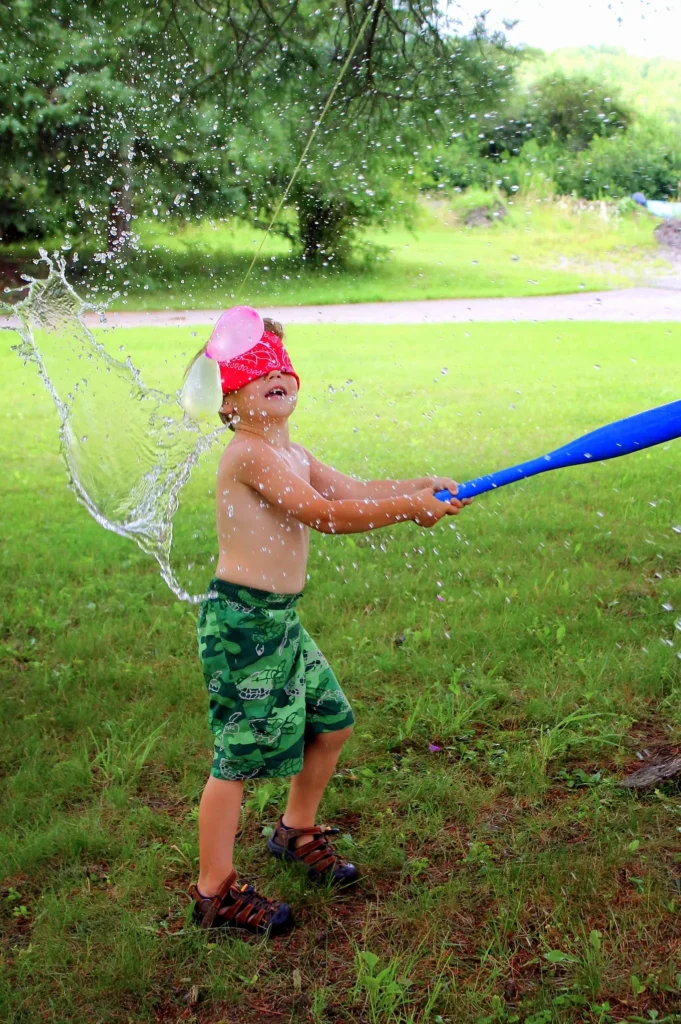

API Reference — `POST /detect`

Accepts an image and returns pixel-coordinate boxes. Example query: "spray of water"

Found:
[1,252,222,602]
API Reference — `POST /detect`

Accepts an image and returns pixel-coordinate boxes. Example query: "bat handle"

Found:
[434,461,543,502]
[435,482,478,502]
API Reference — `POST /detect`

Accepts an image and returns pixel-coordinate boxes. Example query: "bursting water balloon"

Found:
[2,254,223,603]
[205,306,264,362]
[180,352,223,421]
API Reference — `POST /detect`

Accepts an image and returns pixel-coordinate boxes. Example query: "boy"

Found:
[189,317,472,936]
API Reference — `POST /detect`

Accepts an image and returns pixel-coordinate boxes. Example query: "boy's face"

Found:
[220,370,299,426]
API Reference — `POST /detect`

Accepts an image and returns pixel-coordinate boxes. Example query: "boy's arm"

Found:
[234,443,465,534]
[303,447,449,500]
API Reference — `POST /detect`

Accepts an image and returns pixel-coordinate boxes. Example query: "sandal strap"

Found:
[295,837,337,872]
[189,871,270,930]
[278,818,343,873]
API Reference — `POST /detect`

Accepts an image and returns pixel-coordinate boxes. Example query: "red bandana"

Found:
[217,330,300,395]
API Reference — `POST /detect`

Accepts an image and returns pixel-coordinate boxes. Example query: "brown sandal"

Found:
[189,869,294,936]
[267,815,360,886]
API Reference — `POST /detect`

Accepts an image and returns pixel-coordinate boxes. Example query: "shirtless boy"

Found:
[188,317,472,936]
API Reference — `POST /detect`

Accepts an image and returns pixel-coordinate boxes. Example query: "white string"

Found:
[235,0,381,300]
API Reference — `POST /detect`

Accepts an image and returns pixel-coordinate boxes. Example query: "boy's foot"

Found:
[189,870,294,937]
[267,815,360,886]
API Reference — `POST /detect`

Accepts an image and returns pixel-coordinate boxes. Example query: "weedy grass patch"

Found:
[2,321,681,1023]
[1,195,665,311]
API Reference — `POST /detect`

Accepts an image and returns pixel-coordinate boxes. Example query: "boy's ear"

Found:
[220,395,235,417]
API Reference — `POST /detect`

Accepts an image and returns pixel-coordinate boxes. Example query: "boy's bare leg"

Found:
[197,775,244,894]
[282,727,353,850]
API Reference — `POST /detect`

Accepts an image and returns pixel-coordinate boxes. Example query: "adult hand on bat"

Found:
[409,483,473,528]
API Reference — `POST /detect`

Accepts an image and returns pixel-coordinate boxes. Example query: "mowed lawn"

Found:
[2,321,681,1024]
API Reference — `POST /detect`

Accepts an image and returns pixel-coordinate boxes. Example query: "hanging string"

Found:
[234,0,381,301]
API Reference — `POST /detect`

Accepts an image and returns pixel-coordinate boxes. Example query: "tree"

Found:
[0,1,517,263]
[227,7,518,262]
[0,0,285,249]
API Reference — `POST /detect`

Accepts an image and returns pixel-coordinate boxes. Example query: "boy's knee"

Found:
[316,725,353,748]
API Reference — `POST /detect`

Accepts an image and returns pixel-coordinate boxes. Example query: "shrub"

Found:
[552,121,681,200]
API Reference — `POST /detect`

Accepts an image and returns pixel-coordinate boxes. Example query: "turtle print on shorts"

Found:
[197,578,355,780]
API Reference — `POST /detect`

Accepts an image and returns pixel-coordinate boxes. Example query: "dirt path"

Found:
[2,287,680,331]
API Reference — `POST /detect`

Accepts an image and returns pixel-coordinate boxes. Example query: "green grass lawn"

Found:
[2,194,665,311]
[2,320,681,1023]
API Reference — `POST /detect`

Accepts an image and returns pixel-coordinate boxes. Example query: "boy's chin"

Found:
[255,403,296,419]
[261,398,297,414]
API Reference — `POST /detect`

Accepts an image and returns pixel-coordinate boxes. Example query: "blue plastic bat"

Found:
[435,398,681,503]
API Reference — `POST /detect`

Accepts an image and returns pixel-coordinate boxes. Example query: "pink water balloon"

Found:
[206,306,264,362]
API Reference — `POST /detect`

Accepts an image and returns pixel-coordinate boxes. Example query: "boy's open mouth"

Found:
[265,385,287,398]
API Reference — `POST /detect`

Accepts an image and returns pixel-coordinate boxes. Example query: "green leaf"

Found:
[631,974,646,996]
[628,839,640,854]
[544,949,576,964]
[358,950,379,972]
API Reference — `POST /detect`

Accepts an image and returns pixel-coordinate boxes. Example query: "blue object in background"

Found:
[633,192,681,219]
[435,398,681,502]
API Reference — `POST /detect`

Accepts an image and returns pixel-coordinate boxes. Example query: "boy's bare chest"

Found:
[217,443,310,526]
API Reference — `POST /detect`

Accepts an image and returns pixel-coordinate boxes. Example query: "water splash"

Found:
[1,253,222,602]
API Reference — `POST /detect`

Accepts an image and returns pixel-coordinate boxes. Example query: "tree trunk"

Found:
[297,192,348,265]
[107,144,134,254]
[107,185,133,254]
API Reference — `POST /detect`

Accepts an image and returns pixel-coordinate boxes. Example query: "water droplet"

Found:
[593,365,601,370]
[662,603,674,612]
[440,368,448,376]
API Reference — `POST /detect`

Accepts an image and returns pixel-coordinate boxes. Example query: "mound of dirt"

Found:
[655,218,681,249]
[463,201,508,227]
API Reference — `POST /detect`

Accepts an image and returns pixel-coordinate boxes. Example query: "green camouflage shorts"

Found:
[197,578,355,781]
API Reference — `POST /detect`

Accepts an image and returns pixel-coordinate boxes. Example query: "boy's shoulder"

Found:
[218,434,261,474]
[218,436,311,473]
